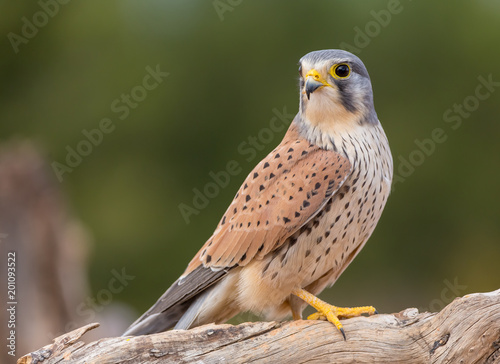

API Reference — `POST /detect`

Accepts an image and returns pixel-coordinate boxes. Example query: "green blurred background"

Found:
[2,0,499,338]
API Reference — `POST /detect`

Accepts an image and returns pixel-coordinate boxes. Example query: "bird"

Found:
[123,49,393,339]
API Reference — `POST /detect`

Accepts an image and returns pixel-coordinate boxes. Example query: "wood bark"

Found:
[18,289,500,363]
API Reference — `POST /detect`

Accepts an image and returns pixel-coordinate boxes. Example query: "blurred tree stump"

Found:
[0,141,91,360]
[18,289,500,364]
[0,141,135,363]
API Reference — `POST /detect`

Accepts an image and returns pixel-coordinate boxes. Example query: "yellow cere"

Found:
[305,69,329,85]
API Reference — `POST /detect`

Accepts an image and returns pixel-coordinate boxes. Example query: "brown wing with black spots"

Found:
[183,123,352,276]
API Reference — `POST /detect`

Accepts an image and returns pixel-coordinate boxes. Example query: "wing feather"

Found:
[184,122,352,275]
[125,122,352,336]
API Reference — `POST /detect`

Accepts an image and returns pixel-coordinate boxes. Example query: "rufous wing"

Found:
[183,124,352,276]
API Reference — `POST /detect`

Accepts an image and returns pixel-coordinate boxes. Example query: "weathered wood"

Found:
[18,290,500,364]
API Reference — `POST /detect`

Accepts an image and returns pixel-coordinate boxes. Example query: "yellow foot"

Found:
[308,305,377,320]
[292,288,377,340]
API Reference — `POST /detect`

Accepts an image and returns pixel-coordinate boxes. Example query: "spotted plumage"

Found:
[183,129,351,273]
[123,49,393,338]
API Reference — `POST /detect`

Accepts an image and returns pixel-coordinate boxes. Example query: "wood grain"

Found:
[18,290,500,364]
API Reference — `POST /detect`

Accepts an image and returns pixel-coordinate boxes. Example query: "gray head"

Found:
[298,49,377,128]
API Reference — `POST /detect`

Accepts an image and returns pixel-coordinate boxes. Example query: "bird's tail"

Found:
[122,290,211,336]
[122,266,227,336]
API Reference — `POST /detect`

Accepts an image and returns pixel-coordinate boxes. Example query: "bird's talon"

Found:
[340,327,346,341]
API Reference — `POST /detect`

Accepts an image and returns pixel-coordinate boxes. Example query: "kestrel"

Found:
[124,49,393,339]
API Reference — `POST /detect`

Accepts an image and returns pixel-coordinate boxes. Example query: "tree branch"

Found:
[18,290,500,364]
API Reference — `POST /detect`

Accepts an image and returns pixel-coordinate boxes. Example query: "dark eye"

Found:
[332,64,351,79]
[298,65,302,77]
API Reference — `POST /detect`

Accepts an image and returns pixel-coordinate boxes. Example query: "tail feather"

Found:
[122,301,190,336]
[174,288,211,330]
[122,265,228,336]
[122,289,212,336]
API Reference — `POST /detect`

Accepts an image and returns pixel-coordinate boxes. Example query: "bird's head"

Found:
[298,50,378,132]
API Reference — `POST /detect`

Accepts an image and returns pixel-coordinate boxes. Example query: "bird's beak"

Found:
[304,69,329,100]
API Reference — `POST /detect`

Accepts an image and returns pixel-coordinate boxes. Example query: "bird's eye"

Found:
[298,65,302,77]
[331,63,351,79]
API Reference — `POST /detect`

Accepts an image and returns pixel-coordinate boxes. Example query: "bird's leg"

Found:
[285,298,303,320]
[291,288,377,340]
[291,307,302,321]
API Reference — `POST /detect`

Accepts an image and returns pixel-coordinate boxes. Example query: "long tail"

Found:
[122,291,211,336]
[122,301,189,336]
[122,266,227,336]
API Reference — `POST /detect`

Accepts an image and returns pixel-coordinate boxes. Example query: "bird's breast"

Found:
[236,122,393,316]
